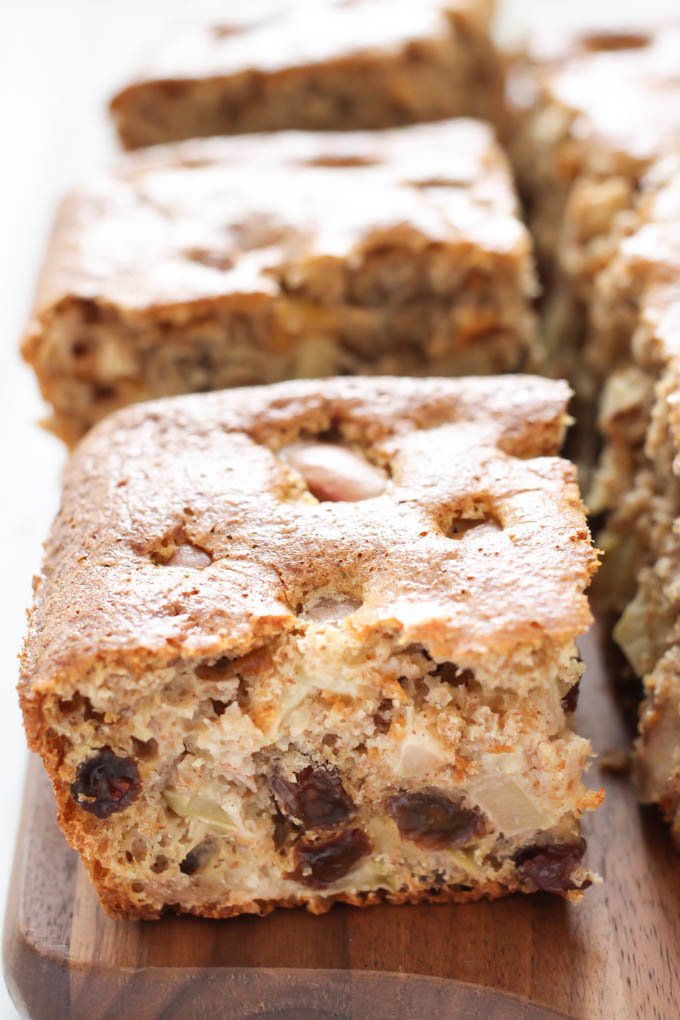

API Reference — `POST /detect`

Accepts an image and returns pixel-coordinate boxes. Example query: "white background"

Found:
[1,1,678,1017]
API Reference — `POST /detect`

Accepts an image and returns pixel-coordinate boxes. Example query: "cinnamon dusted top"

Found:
[110,0,492,98]
[21,376,596,694]
[26,120,529,329]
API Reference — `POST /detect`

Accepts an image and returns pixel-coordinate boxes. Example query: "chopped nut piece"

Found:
[166,544,212,569]
[163,791,238,835]
[301,594,361,623]
[280,442,387,502]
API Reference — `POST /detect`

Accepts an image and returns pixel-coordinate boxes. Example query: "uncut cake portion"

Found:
[20,376,601,920]
[588,161,680,844]
[509,20,680,387]
[23,120,538,445]
[109,0,501,149]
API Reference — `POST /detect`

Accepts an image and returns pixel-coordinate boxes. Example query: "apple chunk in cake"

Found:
[23,120,537,445]
[19,377,600,919]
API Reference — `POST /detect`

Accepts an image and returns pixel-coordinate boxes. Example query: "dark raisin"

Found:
[70,747,140,818]
[179,839,216,876]
[271,765,355,829]
[386,790,485,849]
[513,838,587,892]
[289,828,371,887]
[561,681,581,714]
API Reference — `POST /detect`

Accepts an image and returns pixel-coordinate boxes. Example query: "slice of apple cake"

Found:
[19,376,600,919]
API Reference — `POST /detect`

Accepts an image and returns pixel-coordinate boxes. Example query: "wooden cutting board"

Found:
[4,623,680,1020]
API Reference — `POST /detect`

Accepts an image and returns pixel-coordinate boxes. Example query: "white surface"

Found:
[0,1,677,1017]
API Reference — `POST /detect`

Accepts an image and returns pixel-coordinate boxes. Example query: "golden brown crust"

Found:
[93,873,554,922]
[20,375,594,709]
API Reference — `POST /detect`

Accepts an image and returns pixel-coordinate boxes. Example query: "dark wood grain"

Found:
[4,623,680,1020]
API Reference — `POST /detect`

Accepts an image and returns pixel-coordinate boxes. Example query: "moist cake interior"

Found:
[20,378,599,917]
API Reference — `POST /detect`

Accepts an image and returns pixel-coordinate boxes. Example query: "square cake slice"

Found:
[109,0,501,149]
[587,160,680,845]
[20,376,601,920]
[23,120,537,445]
[509,19,680,388]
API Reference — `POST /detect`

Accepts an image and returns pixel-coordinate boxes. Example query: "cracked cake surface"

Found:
[20,376,600,920]
[109,0,500,148]
[23,120,537,444]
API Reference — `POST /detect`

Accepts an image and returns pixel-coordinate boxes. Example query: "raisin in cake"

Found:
[109,0,501,148]
[507,17,680,848]
[23,121,537,445]
[20,376,601,920]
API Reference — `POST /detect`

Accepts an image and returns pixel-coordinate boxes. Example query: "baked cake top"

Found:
[30,120,528,322]
[537,23,680,165]
[21,376,595,692]
[110,0,492,87]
